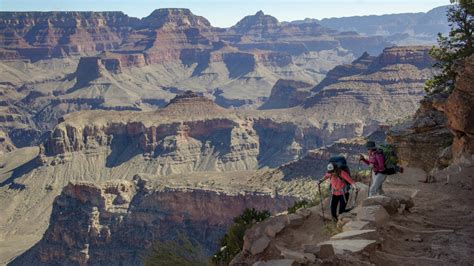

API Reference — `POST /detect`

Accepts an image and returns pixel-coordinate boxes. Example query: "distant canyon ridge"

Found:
[0,8,447,149]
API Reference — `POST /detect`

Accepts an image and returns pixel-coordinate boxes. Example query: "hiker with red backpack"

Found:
[360,141,403,197]
[318,162,358,221]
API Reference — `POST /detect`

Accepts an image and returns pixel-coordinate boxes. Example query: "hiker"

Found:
[360,141,386,197]
[318,163,357,221]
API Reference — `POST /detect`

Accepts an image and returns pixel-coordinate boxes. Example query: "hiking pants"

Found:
[330,193,350,220]
[369,172,387,197]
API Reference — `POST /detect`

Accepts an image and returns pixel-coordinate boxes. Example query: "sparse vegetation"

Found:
[323,221,343,237]
[143,232,208,266]
[425,0,474,95]
[212,208,270,265]
[287,199,310,213]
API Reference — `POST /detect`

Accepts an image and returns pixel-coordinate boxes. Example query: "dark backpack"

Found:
[378,144,400,175]
[328,156,351,193]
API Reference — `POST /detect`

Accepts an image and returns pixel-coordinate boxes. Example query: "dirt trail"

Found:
[375,169,474,265]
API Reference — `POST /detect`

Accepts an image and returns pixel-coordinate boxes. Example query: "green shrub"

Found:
[212,208,270,265]
[425,1,473,95]
[323,221,342,237]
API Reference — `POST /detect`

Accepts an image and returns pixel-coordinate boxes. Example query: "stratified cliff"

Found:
[12,179,295,265]
[301,46,435,124]
[0,9,444,147]
[388,55,474,174]
[387,94,452,173]
[0,11,136,60]
[41,92,365,173]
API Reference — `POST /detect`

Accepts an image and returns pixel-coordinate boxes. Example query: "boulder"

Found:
[386,193,415,210]
[362,195,400,214]
[264,220,287,238]
[330,229,378,241]
[356,205,390,227]
[337,217,353,228]
[318,239,377,255]
[296,208,311,218]
[250,236,271,255]
[287,213,304,227]
[342,221,372,231]
[253,259,295,266]
[353,182,369,206]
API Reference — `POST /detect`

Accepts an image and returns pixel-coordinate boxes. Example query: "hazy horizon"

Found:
[0,0,449,27]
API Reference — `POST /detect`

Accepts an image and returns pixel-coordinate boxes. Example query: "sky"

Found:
[0,0,449,27]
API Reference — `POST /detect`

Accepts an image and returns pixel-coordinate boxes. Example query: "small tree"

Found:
[212,208,270,265]
[425,1,474,95]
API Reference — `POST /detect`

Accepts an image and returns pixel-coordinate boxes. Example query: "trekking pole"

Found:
[352,185,359,209]
[317,182,326,223]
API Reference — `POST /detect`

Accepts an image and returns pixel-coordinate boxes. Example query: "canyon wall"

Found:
[12,179,295,265]
[445,55,474,159]
[41,92,368,174]
[387,55,474,174]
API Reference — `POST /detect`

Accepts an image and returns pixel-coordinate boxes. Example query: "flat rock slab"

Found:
[331,229,378,241]
[386,193,415,210]
[276,245,316,263]
[318,239,377,255]
[253,259,295,266]
[357,205,390,227]
[342,220,372,231]
[303,243,335,259]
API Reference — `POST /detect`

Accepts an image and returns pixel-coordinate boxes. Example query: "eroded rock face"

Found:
[385,55,474,175]
[0,11,135,61]
[374,46,434,68]
[445,55,474,159]
[41,93,384,173]
[12,180,294,265]
[387,94,453,172]
[302,46,435,127]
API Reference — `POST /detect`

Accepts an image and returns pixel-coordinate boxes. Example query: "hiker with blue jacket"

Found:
[360,141,386,197]
[318,163,357,221]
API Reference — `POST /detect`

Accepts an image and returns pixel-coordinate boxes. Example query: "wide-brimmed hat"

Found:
[365,141,376,149]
